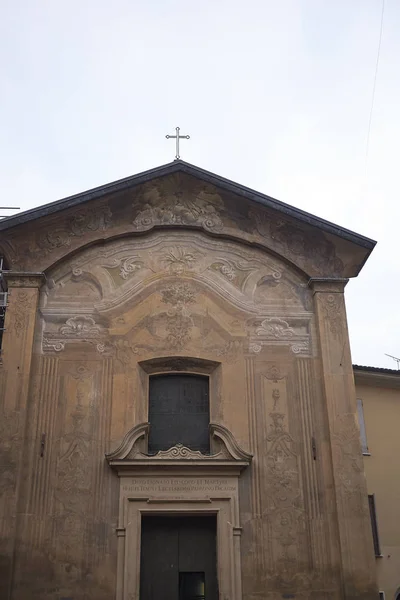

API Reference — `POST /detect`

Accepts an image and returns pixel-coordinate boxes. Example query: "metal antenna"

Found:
[385,353,400,370]
[0,207,20,218]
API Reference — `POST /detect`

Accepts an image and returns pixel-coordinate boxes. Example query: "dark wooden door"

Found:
[140,516,218,600]
[148,374,210,453]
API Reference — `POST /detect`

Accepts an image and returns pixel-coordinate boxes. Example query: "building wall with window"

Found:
[355,366,400,600]
[0,163,379,599]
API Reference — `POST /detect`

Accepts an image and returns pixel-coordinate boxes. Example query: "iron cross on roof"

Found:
[165,126,190,160]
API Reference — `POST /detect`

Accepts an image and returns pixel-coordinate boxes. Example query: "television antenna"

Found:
[385,353,400,370]
[0,206,20,218]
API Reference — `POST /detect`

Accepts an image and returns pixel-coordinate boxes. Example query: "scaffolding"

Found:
[0,258,7,354]
[0,205,18,353]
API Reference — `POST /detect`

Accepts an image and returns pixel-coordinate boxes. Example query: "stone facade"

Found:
[0,164,378,599]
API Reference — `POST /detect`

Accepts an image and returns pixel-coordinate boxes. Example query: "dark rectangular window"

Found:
[379,592,385,599]
[368,494,381,556]
[357,398,369,454]
[148,374,210,454]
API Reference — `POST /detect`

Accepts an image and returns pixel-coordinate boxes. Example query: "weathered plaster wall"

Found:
[356,379,400,599]
[0,174,378,599]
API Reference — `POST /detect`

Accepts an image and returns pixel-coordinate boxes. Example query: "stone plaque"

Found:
[122,477,237,496]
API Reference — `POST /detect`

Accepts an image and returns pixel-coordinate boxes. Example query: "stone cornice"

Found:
[2,271,46,288]
[308,277,349,294]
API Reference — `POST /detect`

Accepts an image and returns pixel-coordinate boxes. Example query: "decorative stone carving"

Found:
[2,271,46,288]
[208,258,259,289]
[264,365,285,381]
[132,175,224,233]
[249,343,262,354]
[13,291,33,337]
[321,292,343,339]
[153,444,213,459]
[101,255,144,280]
[59,316,104,337]
[54,372,97,517]
[162,247,199,274]
[42,338,65,352]
[37,205,112,253]
[262,382,306,570]
[332,413,365,514]
[206,339,243,363]
[118,256,143,280]
[106,422,252,470]
[161,282,196,307]
[290,340,310,355]
[252,211,344,276]
[256,317,294,339]
[96,338,141,363]
[160,282,197,349]
[250,317,311,357]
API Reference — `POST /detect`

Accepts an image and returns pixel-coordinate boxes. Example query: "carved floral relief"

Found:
[332,413,365,514]
[132,174,224,232]
[249,317,311,357]
[262,378,307,573]
[252,211,344,276]
[40,232,313,357]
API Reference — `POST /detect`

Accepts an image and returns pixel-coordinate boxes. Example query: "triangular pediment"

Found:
[0,160,375,278]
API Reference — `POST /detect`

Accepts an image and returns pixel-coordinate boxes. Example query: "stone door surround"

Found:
[106,422,252,600]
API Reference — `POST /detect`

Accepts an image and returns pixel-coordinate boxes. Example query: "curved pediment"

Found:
[105,422,252,473]
[39,232,314,360]
[42,231,311,315]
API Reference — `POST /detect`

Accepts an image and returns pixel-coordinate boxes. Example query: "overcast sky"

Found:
[1,0,397,368]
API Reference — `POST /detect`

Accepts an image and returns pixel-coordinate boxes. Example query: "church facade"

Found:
[0,161,379,599]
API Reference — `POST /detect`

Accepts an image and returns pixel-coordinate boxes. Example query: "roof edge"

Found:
[0,160,377,252]
[353,364,400,389]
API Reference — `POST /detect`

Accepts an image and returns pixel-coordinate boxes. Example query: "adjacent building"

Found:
[355,365,400,600]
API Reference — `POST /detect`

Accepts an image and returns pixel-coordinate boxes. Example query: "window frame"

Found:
[147,372,211,454]
[357,397,370,455]
[368,494,382,557]
[138,356,221,455]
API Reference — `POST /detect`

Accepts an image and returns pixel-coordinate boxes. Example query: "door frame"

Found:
[115,479,243,600]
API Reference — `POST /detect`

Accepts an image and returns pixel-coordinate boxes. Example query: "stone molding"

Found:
[1,174,357,278]
[308,277,349,294]
[2,270,46,288]
[106,422,252,472]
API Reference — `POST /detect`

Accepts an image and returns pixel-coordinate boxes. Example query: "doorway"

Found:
[140,515,218,600]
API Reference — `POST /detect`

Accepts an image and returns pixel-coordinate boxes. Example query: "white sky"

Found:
[1,0,398,368]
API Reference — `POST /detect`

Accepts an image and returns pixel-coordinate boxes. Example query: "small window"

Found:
[148,374,210,454]
[357,398,369,454]
[379,592,385,600]
[368,494,381,557]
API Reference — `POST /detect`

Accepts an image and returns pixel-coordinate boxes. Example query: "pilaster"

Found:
[0,271,45,599]
[309,277,378,599]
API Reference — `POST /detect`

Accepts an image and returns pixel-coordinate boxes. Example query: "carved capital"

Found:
[308,277,348,294]
[2,271,46,288]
